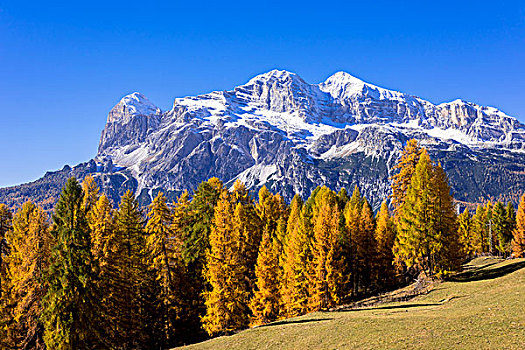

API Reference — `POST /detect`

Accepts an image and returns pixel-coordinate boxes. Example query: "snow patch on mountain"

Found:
[320,71,408,101]
[108,92,161,124]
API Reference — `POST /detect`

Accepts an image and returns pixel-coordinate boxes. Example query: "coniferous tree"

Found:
[105,190,160,349]
[5,203,51,349]
[457,209,475,257]
[391,139,423,215]
[2,203,36,348]
[512,194,525,258]
[374,201,396,290]
[256,186,288,235]
[174,178,223,342]
[484,202,494,254]
[145,192,179,347]
[250,186,289,324]
[280,195,310,317]
[394,151,459,277]
[506,202,517,236]
[356,199,376,293]
[336,188,350,211]
[492,202,509,256]
[86,193,115,348]
[342,185,363,298]
[88,194,114,268]
[202,190,250,335]
[182,178,223,268]
[504,202,517,257]
[231,180,262,289]
[471,205,487,255]
[309,200,342,310]
[42,177,101,350]
[250,225,281,325]
[170,190,204,342]
[0,203,12,347]
[81,175,100,212]
[395,151,434,277]
[502,202,516,257]
[255,186,288,261]
[0,204,12,348]
[0,203,12,297]
[432,164,461,273]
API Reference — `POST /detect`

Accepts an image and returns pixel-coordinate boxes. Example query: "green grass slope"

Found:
[179,257,525,350]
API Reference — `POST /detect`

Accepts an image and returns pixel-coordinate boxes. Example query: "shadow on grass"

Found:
[448,260,525,282]
[462,258,501,271]
[259,318,333,328]
[336,303,440,313]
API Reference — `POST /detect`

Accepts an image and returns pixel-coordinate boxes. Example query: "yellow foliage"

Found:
[391,139,423,216]
[250,225,281,326]
[512,194,525,257]
[309,200,342,311]
[280,195,310,317]
[5,202,52,348]
[202,190,250,335]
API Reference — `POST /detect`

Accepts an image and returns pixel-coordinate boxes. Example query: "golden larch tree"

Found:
[202,190,250,336]
[146,192,180,346]
[374,200,396,290]
[391,139,423,215]
[280,195,310,318]
[394,151,460,277]
[0,203,12,298]
[5,202,52,349]
[471,204,487,255]
[249,225,281,326]
[81,175,100,212]
[432,164,461,273]
[88,194,114,266]
[309,199,342,311]
[356,199,376,293]
[342,185,363,298]
[512,194,525,257]
[231,180,262,287]
[457,208,475,257]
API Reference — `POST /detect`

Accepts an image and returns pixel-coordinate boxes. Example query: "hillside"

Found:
[2,70,525,210]
[178,257,525,350]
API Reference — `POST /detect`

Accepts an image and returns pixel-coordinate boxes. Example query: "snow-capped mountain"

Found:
[2,70,525,209]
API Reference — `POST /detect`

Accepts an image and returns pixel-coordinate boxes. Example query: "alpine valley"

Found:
[2,70,525,210]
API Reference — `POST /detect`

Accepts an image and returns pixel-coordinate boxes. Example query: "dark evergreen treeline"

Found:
[1,139,525,349]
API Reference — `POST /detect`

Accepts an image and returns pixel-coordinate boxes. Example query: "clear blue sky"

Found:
[1,1,524,187]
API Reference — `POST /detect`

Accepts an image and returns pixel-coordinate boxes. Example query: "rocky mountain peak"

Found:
[245,69,304,86]
[319,71,408,102]
[99,92,162,154]
[320,71,367,97]
[234,69,321,116]
[107,92,160,124]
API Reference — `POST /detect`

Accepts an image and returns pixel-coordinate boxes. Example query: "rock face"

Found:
[2,70,525,210]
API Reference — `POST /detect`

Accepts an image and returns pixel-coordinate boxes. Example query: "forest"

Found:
[1,139,525,350]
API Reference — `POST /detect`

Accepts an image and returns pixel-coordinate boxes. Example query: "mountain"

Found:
[2,69,525,210]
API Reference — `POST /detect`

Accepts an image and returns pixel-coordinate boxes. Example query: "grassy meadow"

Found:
[179,257,525,350]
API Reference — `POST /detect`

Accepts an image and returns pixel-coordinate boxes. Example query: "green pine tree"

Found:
[108,190,161,349]
[42,177,101,350]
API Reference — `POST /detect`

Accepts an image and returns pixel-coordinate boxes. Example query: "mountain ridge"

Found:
[2,69,525,210]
